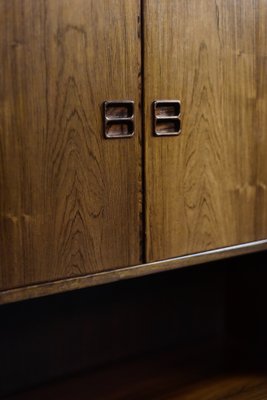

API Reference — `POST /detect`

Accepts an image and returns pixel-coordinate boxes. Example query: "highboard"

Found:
[1,0,267,304]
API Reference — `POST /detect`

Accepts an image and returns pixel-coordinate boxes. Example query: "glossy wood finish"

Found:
[1,240,266,305]
[144,0,267,262]
[9,374,267,400]
[0,0,142,291]
[6,351,267,399]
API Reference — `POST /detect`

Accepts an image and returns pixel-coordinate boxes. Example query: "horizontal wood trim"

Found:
[1,239,267,305]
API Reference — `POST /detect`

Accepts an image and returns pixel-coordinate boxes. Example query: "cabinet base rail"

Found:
[1,239,267,305]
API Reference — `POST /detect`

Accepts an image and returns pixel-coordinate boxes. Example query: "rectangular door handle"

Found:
[153,100,181,136]
[104,100,134,139]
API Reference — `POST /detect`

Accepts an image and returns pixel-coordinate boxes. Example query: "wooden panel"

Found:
[144,0,267,261]
[0,0,142,290]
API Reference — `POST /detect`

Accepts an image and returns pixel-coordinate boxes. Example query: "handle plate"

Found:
[104,101,134,139]
[153,100,181,136]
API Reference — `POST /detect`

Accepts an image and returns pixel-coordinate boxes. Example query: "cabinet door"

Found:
[0,0,142,290]
[144,0,267,262]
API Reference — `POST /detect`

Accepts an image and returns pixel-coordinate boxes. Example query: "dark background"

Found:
[1,251,267,397]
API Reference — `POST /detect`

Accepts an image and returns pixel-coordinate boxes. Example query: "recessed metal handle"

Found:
[153,100,181,136]
[104,101,134,139]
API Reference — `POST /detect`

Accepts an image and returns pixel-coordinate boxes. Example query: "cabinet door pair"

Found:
[1,0,267,291]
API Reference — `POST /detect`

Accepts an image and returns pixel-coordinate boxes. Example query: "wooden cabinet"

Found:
[0,0,142,291]
[1,0,267,302]
[144,0,267,261]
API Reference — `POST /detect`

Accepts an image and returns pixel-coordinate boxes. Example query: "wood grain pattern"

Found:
[1,240,266,305]
[0,0,142,290]
[144,0,267,261]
